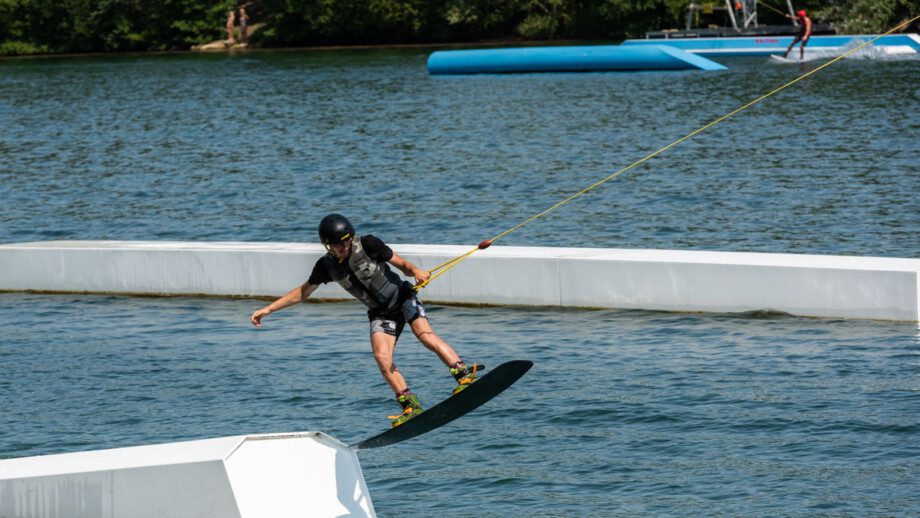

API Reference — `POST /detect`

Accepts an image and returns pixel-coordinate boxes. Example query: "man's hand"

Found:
[250,307,271,327]
[413,268,431,286]
[249,285,313,328]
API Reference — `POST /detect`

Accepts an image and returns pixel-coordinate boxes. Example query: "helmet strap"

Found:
[323,241,349,263]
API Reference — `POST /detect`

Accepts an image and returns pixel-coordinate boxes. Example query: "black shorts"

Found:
[368,296,427,340]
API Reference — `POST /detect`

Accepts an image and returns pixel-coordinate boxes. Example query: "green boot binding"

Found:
[450,362,479,395]
[388,391,424,427]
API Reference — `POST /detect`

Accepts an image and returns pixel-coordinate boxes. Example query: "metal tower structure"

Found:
[682,0,800,32]
[739,0,757,28]
[739,0,800,28]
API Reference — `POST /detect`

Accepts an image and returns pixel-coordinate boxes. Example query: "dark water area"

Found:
[0,49,918,256]
[1,48,919,516]
[1,294,918,516]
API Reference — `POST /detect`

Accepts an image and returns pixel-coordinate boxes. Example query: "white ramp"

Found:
[0,432,375,518]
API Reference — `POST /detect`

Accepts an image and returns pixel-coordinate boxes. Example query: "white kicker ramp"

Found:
[0,432,375,518]
[0,240,918,321]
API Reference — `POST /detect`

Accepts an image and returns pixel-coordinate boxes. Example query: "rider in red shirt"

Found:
[784,10,813,60]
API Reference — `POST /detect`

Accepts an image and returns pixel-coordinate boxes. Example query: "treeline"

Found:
[1,0,916,56]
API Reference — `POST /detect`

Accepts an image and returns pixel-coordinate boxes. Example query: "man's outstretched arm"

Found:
[250,283,319,327]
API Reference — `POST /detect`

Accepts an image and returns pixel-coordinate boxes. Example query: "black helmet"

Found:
[318,214,355,245]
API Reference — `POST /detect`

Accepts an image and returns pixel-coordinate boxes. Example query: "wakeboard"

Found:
[769,54,804,64]
[350,360,533,450]
[769,53,830,64]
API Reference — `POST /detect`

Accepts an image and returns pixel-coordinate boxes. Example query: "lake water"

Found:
[1,294,918,516]
[1,49,918,254]
[1,48,919,516]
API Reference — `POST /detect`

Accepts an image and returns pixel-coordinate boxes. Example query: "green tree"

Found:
[814,0,918,33]
[0,0,232,55]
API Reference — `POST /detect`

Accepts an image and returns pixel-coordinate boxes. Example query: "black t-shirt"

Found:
[307,235,393,285]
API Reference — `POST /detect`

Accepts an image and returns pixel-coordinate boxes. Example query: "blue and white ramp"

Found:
[427,44,727,74]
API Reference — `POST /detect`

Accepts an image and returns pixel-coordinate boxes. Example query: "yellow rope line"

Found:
[416,14,920,291]
[757,0,789,18]
[429,248,477,274]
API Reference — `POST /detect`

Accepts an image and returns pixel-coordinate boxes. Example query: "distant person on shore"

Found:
[784,9,812,60]
[239,8,250,44]
[226,10,236,44]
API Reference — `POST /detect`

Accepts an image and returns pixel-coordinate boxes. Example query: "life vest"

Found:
[324,235,405,311]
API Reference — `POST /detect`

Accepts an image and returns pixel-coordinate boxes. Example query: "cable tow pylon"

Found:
[414,14,920,292]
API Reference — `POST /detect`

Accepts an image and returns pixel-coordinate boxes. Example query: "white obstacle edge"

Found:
[0,431,376,518]
[0,240,918,321]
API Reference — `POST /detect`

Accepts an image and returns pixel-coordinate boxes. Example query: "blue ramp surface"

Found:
[427,45,726,75]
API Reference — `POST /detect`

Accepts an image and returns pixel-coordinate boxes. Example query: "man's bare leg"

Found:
[370,331,408,394]
[410,317,462,367]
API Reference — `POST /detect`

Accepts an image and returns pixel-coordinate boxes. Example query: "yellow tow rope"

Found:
[415,14,920,291]
[756,0,790,18]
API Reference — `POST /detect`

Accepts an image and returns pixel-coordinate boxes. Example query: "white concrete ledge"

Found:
[0,432,375,518]
[0,240,918,321]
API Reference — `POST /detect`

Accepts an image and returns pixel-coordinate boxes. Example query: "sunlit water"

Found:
[1,48,919,516]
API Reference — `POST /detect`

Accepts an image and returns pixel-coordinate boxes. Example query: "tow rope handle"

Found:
[414,240,491,291]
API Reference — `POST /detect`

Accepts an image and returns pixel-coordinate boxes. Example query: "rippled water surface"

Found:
[1,294,918,516]
[1,48,919,516]
[1,50,918,255]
